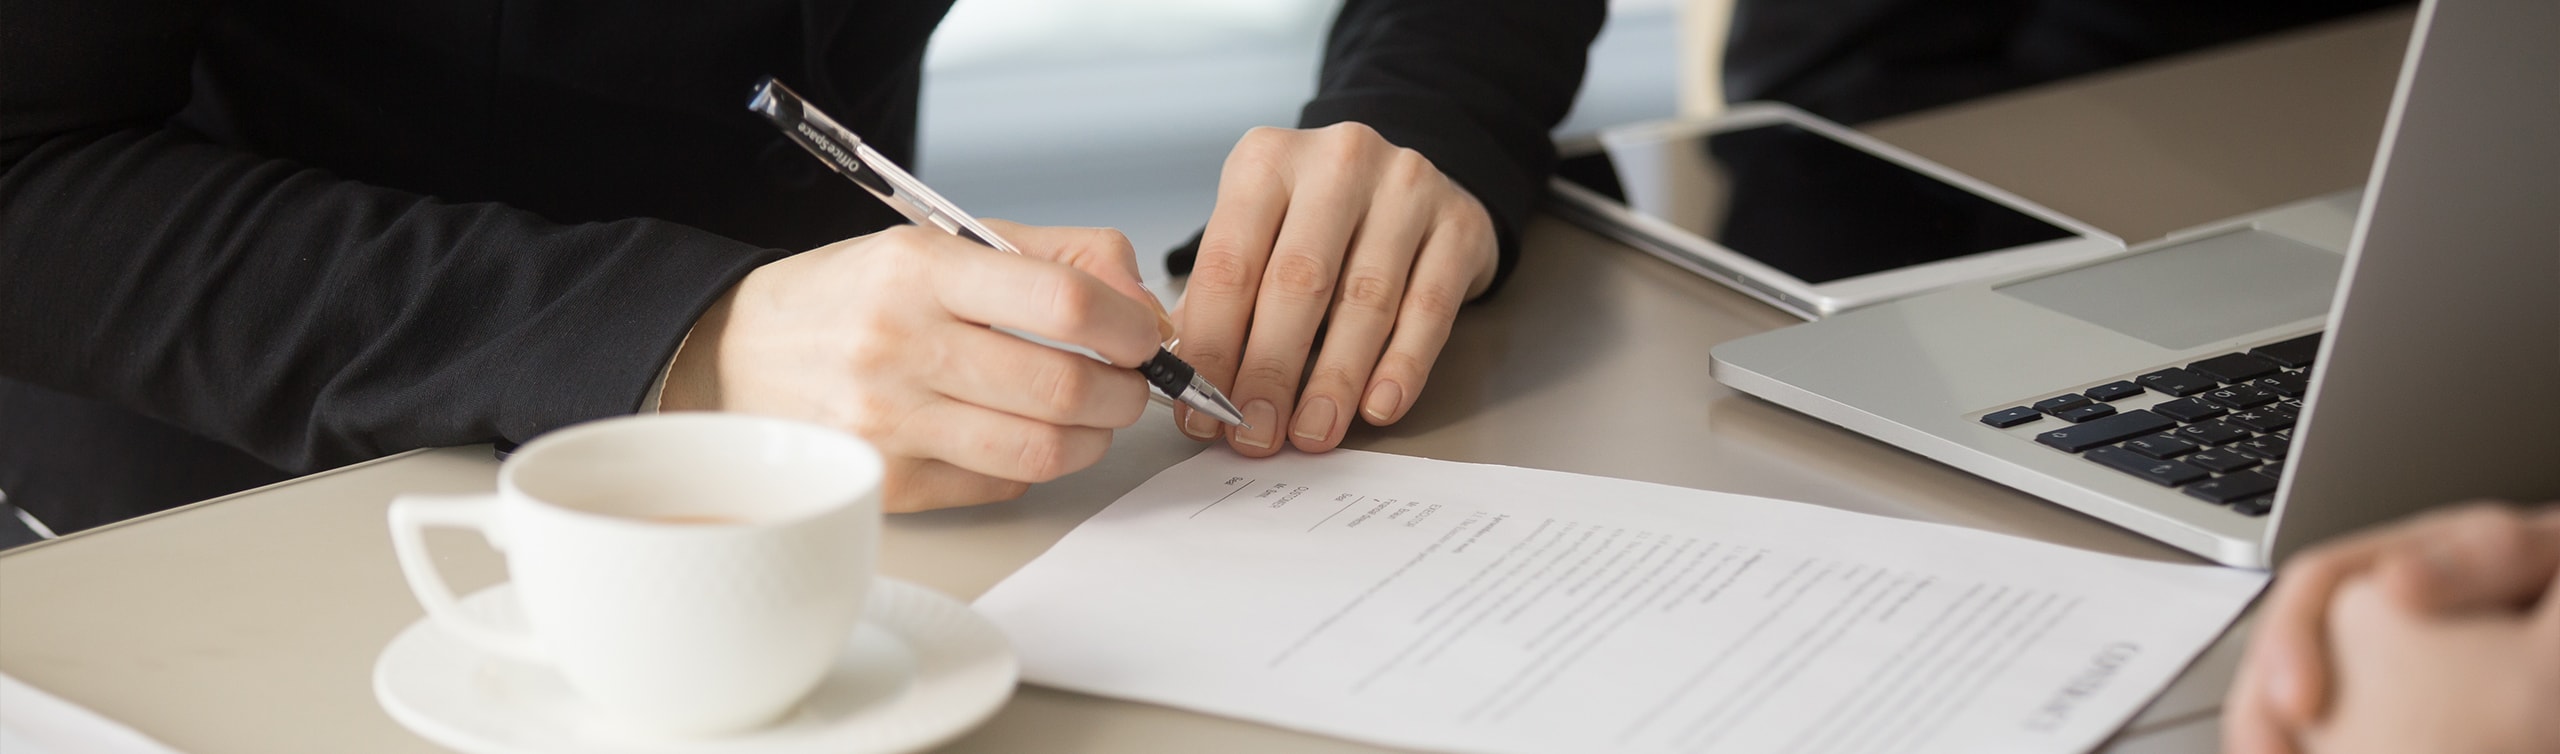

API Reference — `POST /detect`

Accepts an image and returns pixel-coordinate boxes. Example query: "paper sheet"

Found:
[976,450,2266,754]
[0,673,185,754]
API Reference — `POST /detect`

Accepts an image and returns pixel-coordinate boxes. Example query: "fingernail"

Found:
[1293,397,1338,443]
[1181,407,1219,441]
[1363,381,1403,424]
[1234,400,1277,449]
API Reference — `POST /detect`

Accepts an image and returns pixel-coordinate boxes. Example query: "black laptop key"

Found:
[2087,446,2211,486]
[2123,434,2199,459]
[2190,352,2281,383]
[2202,384,2280,410]
[2231,497,2275,516]
[2083,381,2145,402]
[1981,406,2042,428]
[2056,403,2118,423]
[2036,410,2178,452]
[2228,403,2299,433]
[2233,434,2291,460]
[2257,371,2311,398]
[2151,397,2228,423]
[2185,447,2260,473]
[2137,368,2220,397]
[2185,471,2281,504]
[2251,332,2324,369]
[2174,419,2251,446]
[2033,394,2092,415]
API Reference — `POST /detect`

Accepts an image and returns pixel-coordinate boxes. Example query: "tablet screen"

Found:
[1555,123,2075,284]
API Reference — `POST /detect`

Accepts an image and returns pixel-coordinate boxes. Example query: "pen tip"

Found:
[1184,375,1250,428]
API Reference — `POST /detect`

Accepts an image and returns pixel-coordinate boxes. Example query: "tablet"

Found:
[1549,104,2122,319]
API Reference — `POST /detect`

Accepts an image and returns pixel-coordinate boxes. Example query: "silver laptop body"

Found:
[1706,0,2560,568]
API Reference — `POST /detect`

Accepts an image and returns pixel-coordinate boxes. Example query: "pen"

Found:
[748,76,1249,428]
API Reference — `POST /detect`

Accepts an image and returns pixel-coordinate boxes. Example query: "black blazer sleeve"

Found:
[0,0,781,472]
[1170,0,1606,295]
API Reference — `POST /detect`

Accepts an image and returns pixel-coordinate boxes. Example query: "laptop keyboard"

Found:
[1978,332,2323,517]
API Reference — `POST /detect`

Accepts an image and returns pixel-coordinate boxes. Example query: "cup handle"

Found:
[387,494,544,664]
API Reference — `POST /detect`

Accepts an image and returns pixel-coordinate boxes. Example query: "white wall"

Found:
[917,0,1679,283]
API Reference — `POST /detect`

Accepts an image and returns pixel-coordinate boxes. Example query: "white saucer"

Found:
[374,578,1017,754]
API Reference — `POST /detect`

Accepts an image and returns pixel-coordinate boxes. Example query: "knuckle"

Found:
[1225,129,1291,174]
[1241,125,1291,147]
[1306,363,1367,393]
[1405,284,1465,322]
[1386,147,1433,188]
[1265,251,1335,300]
[1319,135,1372,177]
[2448,504,2529,550]
[1088,227,1136,257]
[1029,357,1088,419]
[1373,348,1431,383]
[1011,426,1104,483]
[1235,357,1299,392]
[1442,205,1496,247]
[1337,272,1400,312]
[845,332,903,377]
[874,225,939,257]
[1185,245,1259,298]
[840,391,905,441]
[1178,341,1238,371]
[1011,426,1070,482]
[1325,120,1382,143]
[1035,271,1099,332]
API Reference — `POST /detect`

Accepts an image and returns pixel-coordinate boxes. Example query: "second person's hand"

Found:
[2225,501,2560,754]
[1173,122,1499,455]
[661,220,1171,512]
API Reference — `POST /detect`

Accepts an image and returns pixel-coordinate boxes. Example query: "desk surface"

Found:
[0,9,2411,754]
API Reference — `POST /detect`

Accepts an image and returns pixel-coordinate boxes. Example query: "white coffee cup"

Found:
[388,414,882,737]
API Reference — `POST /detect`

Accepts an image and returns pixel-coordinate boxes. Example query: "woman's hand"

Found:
[2225,502,2560,753]
[1173,122,1498,455]
[662,220,1172,512]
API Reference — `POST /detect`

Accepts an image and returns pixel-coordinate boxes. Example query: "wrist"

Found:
[659,285,737,412]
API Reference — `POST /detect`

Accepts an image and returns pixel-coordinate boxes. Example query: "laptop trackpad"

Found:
[1996,229,2343,350]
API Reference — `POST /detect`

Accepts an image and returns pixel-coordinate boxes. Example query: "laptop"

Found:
[1705,0,2559,568]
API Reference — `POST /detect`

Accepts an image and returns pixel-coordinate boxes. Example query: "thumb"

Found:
[2377,503,2560,614]
[984,219,1176,343]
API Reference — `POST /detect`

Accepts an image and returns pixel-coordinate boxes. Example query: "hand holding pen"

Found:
[748,77,1246,428]
[654,80,1234,513]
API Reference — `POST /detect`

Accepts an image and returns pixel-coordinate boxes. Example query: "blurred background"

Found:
[916,0,1683,291]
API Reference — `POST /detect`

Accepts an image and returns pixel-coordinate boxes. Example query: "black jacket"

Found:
[0,0,1604,530]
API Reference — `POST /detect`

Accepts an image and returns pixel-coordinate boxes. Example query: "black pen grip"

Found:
[1137,349,1195,399]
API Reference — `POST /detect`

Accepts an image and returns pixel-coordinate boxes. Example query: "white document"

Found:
[976,449,2266,754]
[0,673,186,754]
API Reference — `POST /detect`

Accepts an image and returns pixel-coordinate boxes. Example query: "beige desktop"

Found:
[0,9,2415,754]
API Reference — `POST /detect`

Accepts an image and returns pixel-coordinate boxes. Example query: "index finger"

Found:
[986,219,1175,342]
[2247,523,2407,726]
[2372,502,2560,614]
[1171,132,1295,438]
[2247,503,2538,729]
[925,231,1163,368]
[2224,615,2303,754]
